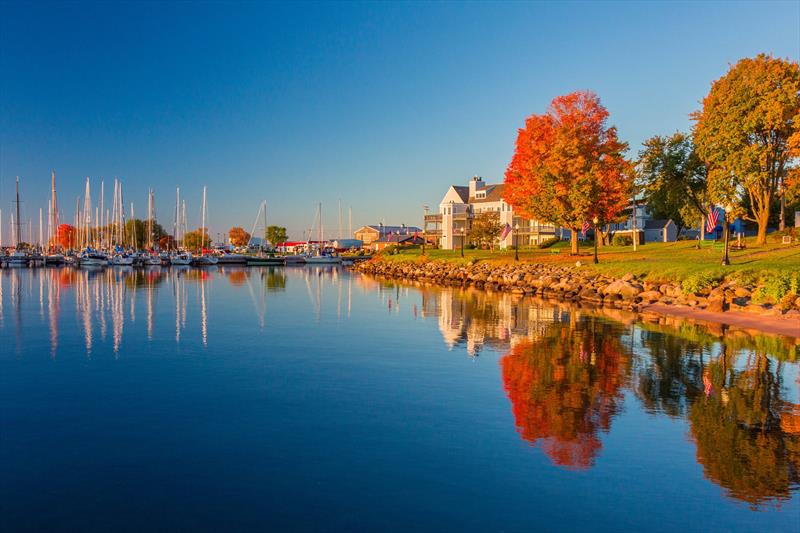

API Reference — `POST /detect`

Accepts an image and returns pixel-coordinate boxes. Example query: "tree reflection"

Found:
[688,348,800,507]
[500,317,631,470]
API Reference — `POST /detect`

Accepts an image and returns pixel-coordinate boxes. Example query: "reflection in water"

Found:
[501,318,631,470]
[1,267,798,509]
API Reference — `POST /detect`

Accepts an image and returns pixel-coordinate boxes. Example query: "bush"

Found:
[379,244,399,256]
[612,234,633,246]
[537,237,560,249]
[682,270,724,294]
[466,243,477,250]
[753,270,800,303]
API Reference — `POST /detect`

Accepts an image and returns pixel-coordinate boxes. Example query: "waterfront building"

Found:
[432,176,559,250]
[354,224,421,246]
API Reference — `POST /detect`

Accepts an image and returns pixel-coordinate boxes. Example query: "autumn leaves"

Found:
[503,91,632,255]
[503,54,800,250]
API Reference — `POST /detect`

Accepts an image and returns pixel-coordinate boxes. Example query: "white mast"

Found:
[201,186,207,250]
[38,207,43,248]
[348,206,352,238]
[51,170,58,251]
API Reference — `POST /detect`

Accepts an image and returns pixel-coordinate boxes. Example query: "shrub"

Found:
[379,244,399,256]
[753,270,800,304]
[612,234,633,246]
[682,270,724,294]
[537,237,560,249]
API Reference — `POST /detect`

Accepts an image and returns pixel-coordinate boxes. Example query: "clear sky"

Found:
[1,1,798,242]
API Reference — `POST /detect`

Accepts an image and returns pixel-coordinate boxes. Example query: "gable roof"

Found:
[471,184,505,203]
[452,186,469,203]
[359,225,421,234]
[644,219,672,230]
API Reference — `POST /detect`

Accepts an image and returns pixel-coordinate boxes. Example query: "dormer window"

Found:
[476,191,486,199]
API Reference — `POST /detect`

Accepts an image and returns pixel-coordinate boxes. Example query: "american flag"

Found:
[581,220,590,236]
[499,223,512,240]
[706,207,720,233]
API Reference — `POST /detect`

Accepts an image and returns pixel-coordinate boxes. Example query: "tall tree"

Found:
[637,132,708,235]
[266,225,288,246]
[693,54,800,244]
[504,91,633,254]
[228,226,251,247]
[470,211,503,250]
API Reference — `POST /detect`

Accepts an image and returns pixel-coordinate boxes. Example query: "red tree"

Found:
[54,224,77,249]
[504,91,632,254]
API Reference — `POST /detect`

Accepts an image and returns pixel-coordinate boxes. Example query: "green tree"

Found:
[637,132,708,235]
[184,228,211,250]
[470,211,503,249]
[693,54,800,244]
[266,225,288,246]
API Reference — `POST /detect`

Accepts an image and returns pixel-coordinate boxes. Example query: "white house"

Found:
[436,176,560,250]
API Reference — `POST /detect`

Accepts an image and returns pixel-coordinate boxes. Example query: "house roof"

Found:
[376,234,424,244]
[644,219,672,230]
[471,184,505,203]
[452,186,469,203]
[361,225,421,234]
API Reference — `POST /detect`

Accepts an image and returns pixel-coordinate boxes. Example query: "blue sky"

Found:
[1,1,798,241]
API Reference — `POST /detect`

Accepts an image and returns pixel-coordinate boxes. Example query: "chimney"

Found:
[469,175,484,199]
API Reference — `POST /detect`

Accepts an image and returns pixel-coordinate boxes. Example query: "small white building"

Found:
[608,202,678,243]
[436,176,560,250]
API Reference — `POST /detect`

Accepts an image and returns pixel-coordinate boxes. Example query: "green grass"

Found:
[376,238,800,285]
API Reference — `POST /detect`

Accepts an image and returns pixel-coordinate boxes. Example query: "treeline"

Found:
[503,53,799,251]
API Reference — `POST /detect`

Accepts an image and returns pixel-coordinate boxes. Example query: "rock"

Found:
[621,273,634,282]
[638,290,662,304]
[706,298,727,313]
[734,287,751,298]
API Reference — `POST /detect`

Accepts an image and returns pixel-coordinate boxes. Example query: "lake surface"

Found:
[1,265,798,531]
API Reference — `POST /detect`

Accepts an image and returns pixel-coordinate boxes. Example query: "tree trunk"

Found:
[571,229,579,254]
[756,211,768,245]
[779,187,786,231]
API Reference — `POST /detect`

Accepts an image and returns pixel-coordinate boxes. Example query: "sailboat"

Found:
[44,171,65,265]
[193,186,218,266]
[246,201,284,266]
[7,177,30,267]
[169,187,193,265]
[305,203,341,264]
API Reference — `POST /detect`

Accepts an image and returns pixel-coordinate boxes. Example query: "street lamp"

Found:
[593,216,599,264]
[459,227,464,258]
[722,204,732,266]
[422,205,429,256]
[514,223,520,261]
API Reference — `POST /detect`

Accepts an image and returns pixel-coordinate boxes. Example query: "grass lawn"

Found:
[377,237,800,284]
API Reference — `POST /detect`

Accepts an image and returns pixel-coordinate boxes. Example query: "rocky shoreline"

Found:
[351,258,800,336]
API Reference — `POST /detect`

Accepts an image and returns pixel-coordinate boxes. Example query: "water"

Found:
[1,266,798,531]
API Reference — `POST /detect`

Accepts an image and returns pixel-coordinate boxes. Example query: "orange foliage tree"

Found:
[54,223,77,249]
[228,226,251,247]
[504,91,633,254]
[500,318,631,470]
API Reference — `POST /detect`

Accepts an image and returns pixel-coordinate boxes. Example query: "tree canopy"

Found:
[184,228,211,250]
[470,211,503,249]
[266,225,288,246]
[637,132,708,233]
[693,54,800,244]
[228,226,251,247]
[504,91,633,254]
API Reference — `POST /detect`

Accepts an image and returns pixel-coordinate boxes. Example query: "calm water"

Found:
[1,266,798,531]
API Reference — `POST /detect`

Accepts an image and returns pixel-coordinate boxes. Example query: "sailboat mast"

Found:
[15,176,22,246]
[51,171,58,251]
[174,187,180,247]
[201,186,207,250]
[263,201,267,246]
